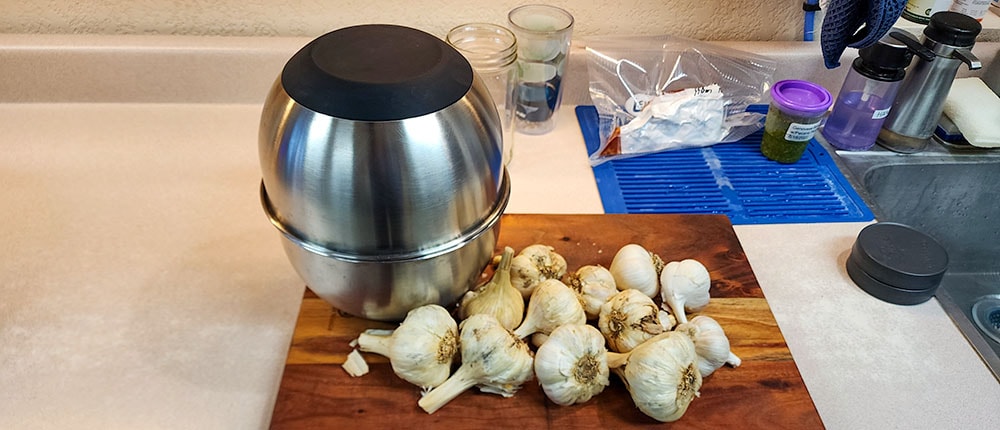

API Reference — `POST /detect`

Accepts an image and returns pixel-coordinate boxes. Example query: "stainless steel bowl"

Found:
[258,24,509,320]
[261,177,508,321]
[259,25,504,256]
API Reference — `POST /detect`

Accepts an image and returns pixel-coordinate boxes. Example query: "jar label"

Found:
[784,121,822,142]
[872,107,891,120]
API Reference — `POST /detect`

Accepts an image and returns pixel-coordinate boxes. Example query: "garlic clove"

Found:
[609,244,664,298]
[510,244,568,298]
[563,264,618,320]
[513,279,587,339]
[459,246,525,330]
[597,289,663,353]
[534,324,611,406]
[659,259,711,324]
[676,315,741,377]
[342,349,370,377]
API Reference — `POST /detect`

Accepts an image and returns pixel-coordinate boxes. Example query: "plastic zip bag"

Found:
[584,35,777,166]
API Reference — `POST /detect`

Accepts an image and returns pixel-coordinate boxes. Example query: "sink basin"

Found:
[832,141,1000,381]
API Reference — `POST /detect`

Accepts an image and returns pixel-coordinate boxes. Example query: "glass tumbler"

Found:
[447,23,518,166]
[507,4,574,135]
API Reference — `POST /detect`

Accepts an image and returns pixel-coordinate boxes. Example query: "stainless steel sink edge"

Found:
[937,275,1000,381]
[823,136,1000,382]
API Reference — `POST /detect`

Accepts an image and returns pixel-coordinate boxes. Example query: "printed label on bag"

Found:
[872,107,890,120]
[784,122,822,142]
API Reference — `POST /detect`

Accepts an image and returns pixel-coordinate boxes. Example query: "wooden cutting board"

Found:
[269,214,823,429]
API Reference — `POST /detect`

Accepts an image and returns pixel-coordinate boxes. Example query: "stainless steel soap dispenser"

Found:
[876,12,982,153]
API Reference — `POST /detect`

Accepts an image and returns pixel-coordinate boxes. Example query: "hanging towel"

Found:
[821,0,907,69]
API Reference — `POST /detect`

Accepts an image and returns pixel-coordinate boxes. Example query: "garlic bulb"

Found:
[459,246,524,330]
[563,265,617,320]
[597,289,663,353]
[356,304,458,389]
[660,259,711,324]
[675,315,741,377]
[417,314,535,414]
[615,331,702,423]
[510,244,568,298]
[533,324,611,406]
[512,279,586,339]
[609,244,664,297]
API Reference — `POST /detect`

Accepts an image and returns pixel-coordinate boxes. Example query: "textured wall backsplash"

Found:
[0,0,804,41]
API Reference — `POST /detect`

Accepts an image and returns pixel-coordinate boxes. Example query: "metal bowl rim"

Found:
[260,170,509,263]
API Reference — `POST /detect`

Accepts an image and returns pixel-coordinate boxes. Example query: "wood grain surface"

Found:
[269,214,823,429]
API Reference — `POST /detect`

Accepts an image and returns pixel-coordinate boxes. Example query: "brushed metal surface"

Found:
[879,37,981,152]
[261,175,509,321]
[259,77,503,256]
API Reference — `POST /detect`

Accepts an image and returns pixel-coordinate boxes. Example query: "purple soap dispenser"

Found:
[822,30,935,151]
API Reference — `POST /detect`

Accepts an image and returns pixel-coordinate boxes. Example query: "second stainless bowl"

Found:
[261,175,509,321]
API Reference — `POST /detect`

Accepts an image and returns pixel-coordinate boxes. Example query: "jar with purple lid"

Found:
[760,80,833,163]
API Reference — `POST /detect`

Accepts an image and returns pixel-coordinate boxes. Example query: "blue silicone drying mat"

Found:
[576,105,874,224]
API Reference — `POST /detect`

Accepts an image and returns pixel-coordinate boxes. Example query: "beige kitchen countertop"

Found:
[1,35,998,429]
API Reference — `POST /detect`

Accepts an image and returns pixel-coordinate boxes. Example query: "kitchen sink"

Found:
[830,140,1000,381]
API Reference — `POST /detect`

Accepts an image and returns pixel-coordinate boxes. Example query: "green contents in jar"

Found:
[760,105,821,164]
[761,129,810,163]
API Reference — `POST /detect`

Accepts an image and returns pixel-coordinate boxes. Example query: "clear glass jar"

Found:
[447,23,518,166]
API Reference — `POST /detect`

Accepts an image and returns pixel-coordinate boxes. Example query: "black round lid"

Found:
[850,222,949,291]
[854,38,912,81]
[280,24,474,121]
[924,11,982,47]
[846,256,937,305]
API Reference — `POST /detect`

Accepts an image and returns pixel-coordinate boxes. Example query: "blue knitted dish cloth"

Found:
[821,0,907,69]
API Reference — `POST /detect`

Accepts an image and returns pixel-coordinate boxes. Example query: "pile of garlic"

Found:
[342,242,741,422]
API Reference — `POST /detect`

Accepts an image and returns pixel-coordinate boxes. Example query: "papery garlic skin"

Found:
[417,314,535,414]
[676,315,741,377]
[534,324,611,406]
[356,304,458,389]
[563,265,618,320]
[660,259,711,324]
[510,244,568,298]
[513,279,586,339]
[618,331,702,423]
[459,247,525,330]
[658,309,677,331]
[597,289,663,353]
[609,244,664,297]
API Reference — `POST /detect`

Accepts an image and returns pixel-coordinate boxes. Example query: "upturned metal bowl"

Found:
[258,24,508,320]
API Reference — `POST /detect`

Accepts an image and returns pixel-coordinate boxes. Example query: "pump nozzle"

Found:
[888,30,935,62]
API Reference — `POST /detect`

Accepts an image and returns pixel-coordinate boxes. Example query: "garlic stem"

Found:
[727,352,742,367]
[356,330,393,357]
[417,364,478,414]
[606,351,630,370]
